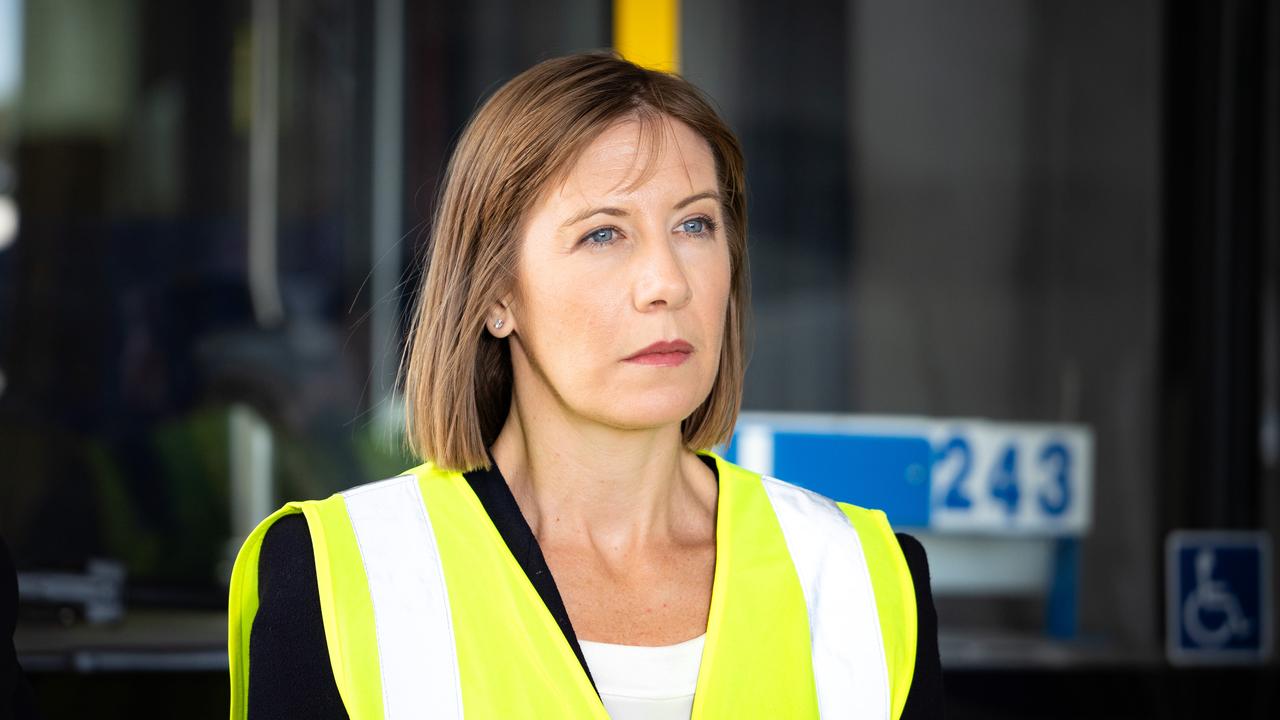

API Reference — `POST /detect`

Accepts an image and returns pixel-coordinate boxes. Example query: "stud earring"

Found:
[494,318,504,329]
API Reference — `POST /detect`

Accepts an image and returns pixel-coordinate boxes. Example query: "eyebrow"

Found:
[559,190,721,229]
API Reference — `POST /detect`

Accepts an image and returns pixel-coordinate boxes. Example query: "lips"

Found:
[624,339,694,366]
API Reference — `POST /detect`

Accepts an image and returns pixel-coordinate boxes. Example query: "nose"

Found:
[632,233,693,312]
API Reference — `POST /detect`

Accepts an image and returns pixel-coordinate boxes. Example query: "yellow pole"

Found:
[613,0,680,73]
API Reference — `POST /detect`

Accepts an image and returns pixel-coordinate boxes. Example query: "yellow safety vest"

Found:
[228,451,918,719]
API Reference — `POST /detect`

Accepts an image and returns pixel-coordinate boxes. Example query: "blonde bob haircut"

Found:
[400,51,750,471]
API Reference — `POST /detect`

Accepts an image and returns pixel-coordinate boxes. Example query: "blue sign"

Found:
[722,412,1093,535]
[723,426,932,528]
[1166,531,1272,665]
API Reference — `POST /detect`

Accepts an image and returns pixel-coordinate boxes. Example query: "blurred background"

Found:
[1,0,1277,717]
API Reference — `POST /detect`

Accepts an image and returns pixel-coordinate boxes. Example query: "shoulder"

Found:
[330,463,462,510]
[260,514,313,567]
[246,515,348,717]
[889,531,937,624]
[755,475,935,714]
[248,513,325,654]
[741,469,908,571]
[753,473,920,616]
[892,532,944,717]
[893,532,932,588]
[249,462,446,580]
[256,514,319,601]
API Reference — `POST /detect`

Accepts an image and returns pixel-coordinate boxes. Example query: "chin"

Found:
[593,389,708,431]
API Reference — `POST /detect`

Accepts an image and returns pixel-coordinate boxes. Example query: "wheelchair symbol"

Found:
[1183,548,1252,648]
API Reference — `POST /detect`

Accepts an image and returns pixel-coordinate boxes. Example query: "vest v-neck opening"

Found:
[462,450,721,696]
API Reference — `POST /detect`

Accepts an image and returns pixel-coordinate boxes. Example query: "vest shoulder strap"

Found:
[759,474,895,718]
[229,493,386,720]
[838,501,918,719]
[229,473,452,720]
[336,473,463,719]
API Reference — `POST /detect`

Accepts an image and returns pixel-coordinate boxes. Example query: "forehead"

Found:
[550,115,717,204]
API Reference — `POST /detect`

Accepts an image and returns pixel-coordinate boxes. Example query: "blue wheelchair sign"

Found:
[1166,531,1272,664]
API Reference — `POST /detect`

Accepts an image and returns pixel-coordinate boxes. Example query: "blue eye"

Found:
[680,216,718,236]
[583,227,617,246]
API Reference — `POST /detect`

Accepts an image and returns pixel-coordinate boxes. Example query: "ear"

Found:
[485,293,515,338]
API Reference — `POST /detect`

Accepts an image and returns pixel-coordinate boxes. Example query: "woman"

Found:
[229,51,941,719]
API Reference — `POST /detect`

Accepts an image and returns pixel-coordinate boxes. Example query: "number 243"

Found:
[936,437,1071,517]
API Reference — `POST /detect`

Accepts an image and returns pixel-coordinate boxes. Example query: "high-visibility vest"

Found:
[228,451,918,719]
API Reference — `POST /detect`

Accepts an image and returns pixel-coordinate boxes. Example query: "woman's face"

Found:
[497,115,731,433]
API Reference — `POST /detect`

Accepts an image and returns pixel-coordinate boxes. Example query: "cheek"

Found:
[697,249,733,334]
[518,270,623,367]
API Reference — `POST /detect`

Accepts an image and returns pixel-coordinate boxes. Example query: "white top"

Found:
[578,634,706,719]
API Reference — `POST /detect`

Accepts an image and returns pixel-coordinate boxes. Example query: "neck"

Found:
[489,391,717,553]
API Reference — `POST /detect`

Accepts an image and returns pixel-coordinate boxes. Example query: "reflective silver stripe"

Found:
[342,475,463,719]
[761,476,890,719]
